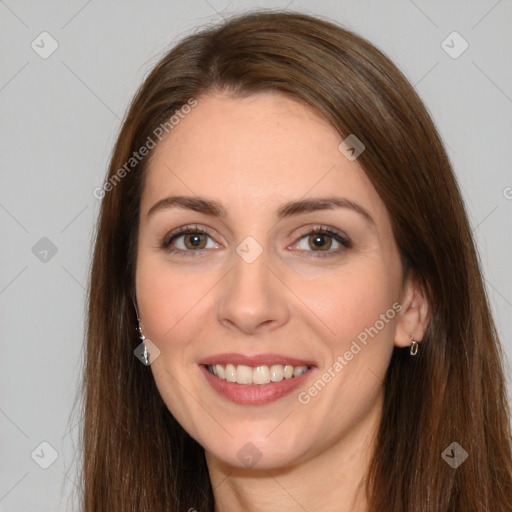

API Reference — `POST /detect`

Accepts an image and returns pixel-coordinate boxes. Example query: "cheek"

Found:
[297,263,399,417]
[293,260,398,345]
[135,255,187,342]
[135,253,221,354]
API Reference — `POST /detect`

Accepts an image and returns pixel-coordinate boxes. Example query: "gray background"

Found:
[1,0,511,510]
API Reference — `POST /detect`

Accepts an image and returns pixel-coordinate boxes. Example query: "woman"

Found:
[81,9,512,511]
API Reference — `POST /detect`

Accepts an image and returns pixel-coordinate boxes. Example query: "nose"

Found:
[216,243,291,335]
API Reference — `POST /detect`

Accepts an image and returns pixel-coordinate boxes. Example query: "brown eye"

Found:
[182,232,207,250]
[161,225,219,256]
[308,233,333,251]
[294,227,351,257]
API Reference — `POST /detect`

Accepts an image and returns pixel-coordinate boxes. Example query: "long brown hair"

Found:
[78,9,512,511]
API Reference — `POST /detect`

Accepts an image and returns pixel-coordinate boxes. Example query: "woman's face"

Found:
[135,91,414,470]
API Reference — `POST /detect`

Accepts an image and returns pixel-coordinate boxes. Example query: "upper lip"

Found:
[198,352,316,367]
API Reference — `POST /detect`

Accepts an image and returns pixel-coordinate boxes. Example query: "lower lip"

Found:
[200,365,315,405]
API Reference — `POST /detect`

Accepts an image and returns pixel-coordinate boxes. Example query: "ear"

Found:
[394,274,430,348]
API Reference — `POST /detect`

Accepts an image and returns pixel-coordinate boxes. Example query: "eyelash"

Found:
[160,224,352,259]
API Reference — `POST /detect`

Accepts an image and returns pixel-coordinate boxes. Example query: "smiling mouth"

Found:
[204,363,313,385]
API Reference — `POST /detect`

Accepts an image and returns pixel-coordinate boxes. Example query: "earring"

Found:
[133,298,150,365]
[410,335,419,356]
[137,322,150,365]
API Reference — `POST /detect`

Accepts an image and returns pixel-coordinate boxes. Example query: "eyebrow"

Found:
[146,195,375,225]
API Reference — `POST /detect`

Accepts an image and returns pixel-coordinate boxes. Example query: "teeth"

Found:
[206,363,310,385]
[270,365,283,382]
[215,364,225,379]
[293,366,306,377]
[225,364,237,383]
[236,365,253,384]
[283,365,294,379]
[253,365,270,385]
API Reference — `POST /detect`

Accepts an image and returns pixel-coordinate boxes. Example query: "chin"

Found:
[205,442,303,471]
[200,426,309,471]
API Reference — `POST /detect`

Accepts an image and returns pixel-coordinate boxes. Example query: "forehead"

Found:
[140,91,385,221]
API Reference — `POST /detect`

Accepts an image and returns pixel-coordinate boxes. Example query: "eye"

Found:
[161,224,219,257]
[292,226,351,257]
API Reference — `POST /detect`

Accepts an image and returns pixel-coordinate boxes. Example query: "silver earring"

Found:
[410,335,419,356]
[133,298,150,365]
[136,316,150,365]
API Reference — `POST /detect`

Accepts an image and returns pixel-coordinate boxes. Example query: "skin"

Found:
[135,91,429,512]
